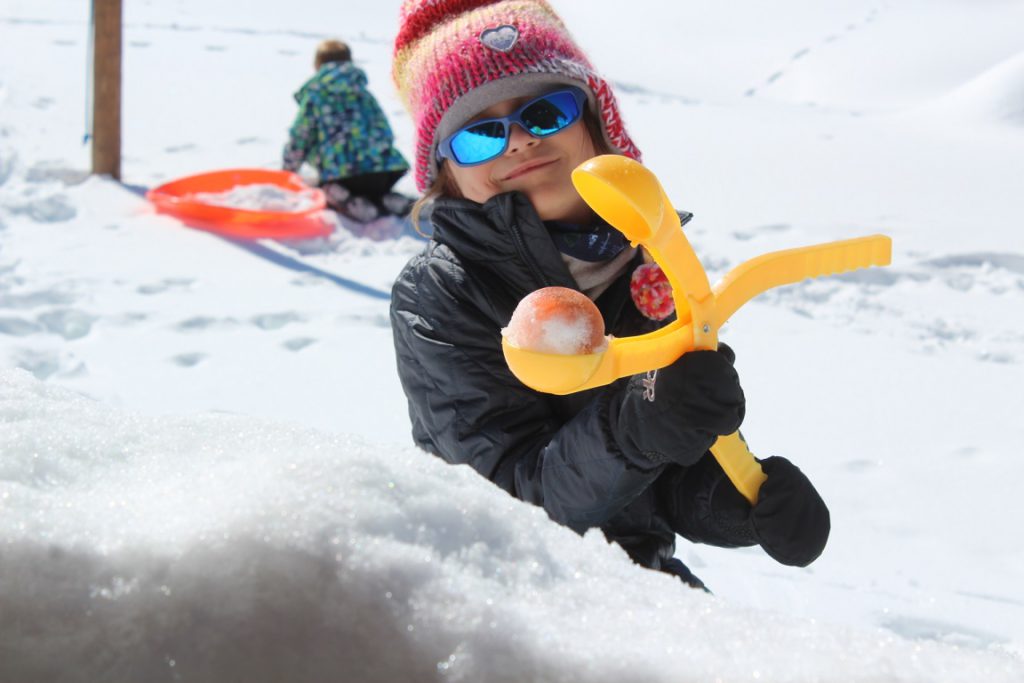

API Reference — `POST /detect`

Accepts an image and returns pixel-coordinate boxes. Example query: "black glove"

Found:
[608,344,745,468]
[710,456,831,566]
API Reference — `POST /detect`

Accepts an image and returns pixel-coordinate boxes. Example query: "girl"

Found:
[389,0,829,589]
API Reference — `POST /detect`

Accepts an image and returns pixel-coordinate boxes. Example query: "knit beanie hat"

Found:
[393,0,641,192]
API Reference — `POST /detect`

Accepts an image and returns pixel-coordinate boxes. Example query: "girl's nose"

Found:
[506,123,539,155]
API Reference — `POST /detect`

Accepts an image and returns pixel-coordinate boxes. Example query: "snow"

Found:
[192,183,322,212]
[2,0,1024,680]
[916,50,1024,127]
[3,368,1020,682]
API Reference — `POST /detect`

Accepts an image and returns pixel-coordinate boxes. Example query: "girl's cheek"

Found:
[450,165,501,204]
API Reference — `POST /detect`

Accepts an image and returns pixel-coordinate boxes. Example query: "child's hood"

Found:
[294,61,368,102]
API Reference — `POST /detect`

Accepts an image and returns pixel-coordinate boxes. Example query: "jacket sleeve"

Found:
[390,249,665,534]
[282,95,316,172]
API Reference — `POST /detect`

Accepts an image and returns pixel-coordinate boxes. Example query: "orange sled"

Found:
[147,168,332,240]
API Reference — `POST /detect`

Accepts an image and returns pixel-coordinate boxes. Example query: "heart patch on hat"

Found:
[480,24,519,52]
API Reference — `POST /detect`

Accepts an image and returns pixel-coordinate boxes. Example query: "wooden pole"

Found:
[91,0,122,180]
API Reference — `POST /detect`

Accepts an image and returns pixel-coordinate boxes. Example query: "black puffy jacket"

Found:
[390,192,755,586]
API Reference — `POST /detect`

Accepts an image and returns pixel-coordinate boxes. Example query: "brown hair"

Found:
[315,40,351,69]
[410,105,614,235]
[410,164,459,236]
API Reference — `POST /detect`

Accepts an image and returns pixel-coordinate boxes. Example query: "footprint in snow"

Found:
[337,311,390,328]
[915,252,1024,295]
[175,316,236,332]
[0,150,15,186]
[282,337,316,352]
[251,312,303,330]
[923,252,1024,275]
[879,615,1006,649]
[976,350,1015,364]
[746,44,814,95]
[0,316,43,337]
[914,318,974,346]
[26,162,89,186]
[842,458,880,473]
[834,268,904,287]
[37,309,97,340]
[6,195,77,222]
[13,349,85,380]
[731,223,791,241]
[136,278,195,295]
[0,289,75,309]
[107,312,149,327]
[170,352,206,368]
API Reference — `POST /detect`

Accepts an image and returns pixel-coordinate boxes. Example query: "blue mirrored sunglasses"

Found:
[438,87,587,167]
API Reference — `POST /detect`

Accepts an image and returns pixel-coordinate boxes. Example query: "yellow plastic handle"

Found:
[711,433,768,505]
[713,235,893,323]
[572,158,716,346]
[503,155,892,506]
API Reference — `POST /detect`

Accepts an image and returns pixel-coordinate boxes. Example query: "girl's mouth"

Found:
[502,158,557,181]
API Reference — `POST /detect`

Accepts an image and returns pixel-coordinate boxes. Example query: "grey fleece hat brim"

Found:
[430,73,603,179]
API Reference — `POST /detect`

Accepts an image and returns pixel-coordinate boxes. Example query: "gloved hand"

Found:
[710,455,831,566]
[608,343,745,468]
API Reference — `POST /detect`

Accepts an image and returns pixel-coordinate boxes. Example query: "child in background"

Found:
[389,0,830,590]
[283,39,413,223]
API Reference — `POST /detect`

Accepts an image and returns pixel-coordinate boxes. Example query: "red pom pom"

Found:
[630,262,675,321]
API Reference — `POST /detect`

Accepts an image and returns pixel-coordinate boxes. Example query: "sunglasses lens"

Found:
[521,91,581,136]
[449,121,508,164]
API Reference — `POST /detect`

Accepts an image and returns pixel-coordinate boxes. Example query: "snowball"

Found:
[503,286,608,355]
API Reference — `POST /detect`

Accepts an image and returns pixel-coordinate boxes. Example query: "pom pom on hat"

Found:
[630,262,675,321]
[392,0,641,192]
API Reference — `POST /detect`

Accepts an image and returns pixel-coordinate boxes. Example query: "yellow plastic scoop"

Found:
[502,155,892,504]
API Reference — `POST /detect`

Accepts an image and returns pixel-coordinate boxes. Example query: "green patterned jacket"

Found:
[283,61,409,182]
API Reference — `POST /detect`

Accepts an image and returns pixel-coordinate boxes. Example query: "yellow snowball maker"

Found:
[502,155,892,504]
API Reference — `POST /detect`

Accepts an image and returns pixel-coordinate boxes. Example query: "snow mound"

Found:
[922,51,1024,127]
[1,369,1021,683]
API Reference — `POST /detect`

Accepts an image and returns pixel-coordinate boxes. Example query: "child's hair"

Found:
[410,164,457,235]
[410,105,614,234]
[315,39,352,69]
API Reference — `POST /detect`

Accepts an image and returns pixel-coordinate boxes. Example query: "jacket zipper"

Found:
[508,219,553,291]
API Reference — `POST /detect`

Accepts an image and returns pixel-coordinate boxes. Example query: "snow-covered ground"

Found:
[2,0,1023,680]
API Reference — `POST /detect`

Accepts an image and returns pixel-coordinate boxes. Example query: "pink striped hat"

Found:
[393,0,641,192]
